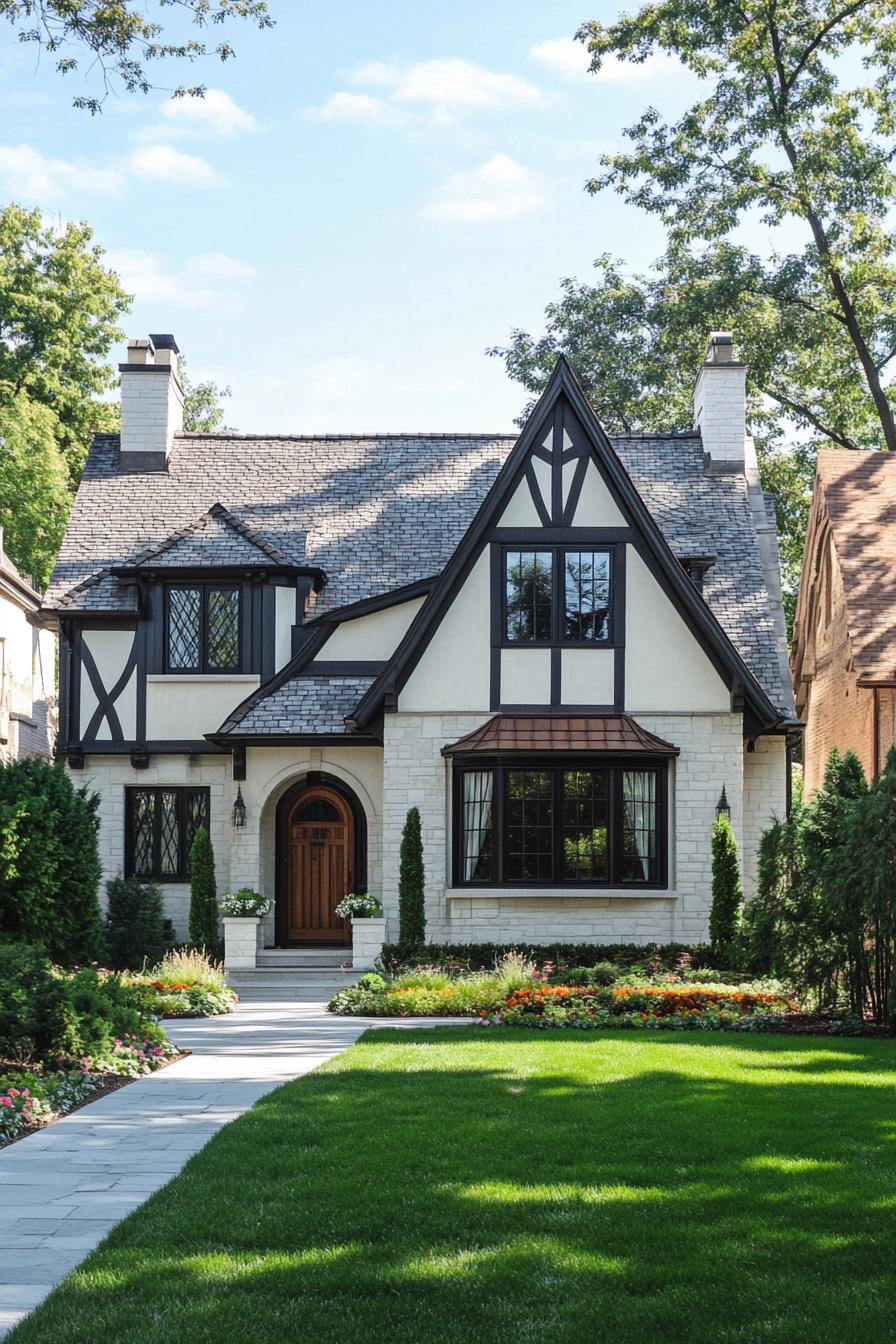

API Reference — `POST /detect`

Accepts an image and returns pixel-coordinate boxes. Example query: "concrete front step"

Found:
[227,968,362,993]
[257,949,351,969]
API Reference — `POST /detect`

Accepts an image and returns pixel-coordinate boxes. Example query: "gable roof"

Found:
[119,502,299,571]
[352,358,791,731]
[796,450,896,684]
[44,371,792,714]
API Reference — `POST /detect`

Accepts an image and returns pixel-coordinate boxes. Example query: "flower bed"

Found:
[123,948,238,1018]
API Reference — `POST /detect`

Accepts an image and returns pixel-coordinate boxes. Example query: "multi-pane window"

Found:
[454,762,664,887]
[167,585,240,673]
[503,548,612,644]
[126,787,210,881]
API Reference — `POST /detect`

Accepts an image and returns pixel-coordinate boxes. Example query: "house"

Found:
[42,331,796,957]
[791,449,896,795]
[0,531,55,762]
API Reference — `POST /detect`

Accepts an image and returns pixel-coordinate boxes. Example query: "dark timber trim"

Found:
[352,356,782,732]
[304,576,436,627]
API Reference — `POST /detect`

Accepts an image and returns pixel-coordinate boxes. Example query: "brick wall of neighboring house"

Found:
[798,531,875,795]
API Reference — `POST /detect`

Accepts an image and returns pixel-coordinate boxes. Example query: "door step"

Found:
[257,948,350,969]
[227,966,362,998]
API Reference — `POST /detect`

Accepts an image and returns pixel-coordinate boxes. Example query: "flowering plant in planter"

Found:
[219,889,271,917]
[335,892,382,919]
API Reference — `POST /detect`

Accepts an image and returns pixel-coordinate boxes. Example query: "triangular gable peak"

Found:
[120,503,297,572]
[352,357,781,733]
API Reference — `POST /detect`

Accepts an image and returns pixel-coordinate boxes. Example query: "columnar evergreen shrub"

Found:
[398,806,426,950]
[104,876,175,971]
[188,826,218,952]
[0,758,103,964]
[709,815,742,959]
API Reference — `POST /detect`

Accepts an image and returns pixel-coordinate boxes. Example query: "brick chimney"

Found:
[693,331,747,473]
[119,333,184,470]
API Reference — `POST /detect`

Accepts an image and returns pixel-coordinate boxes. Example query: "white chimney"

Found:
[119,333,184,469]
[693,331,747,473]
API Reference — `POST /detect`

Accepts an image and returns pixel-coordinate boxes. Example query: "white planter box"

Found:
[351,915,387,970]
[223,915,262,970]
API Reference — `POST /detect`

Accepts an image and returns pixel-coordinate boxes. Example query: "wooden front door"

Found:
[281,786,353,944]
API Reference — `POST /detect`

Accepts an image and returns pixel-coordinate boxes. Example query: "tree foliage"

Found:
[105,876,175,971]
[0,0,273,113]
[709,814,742,959]
[180,358,235,433]
[0,204,129,483]
[0,758,103,965]
[188,826,218,953]
[0,392,72,589]
[494,2,896,616]
[398,807,426,950]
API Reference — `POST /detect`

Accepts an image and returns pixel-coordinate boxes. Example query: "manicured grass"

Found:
[11,1030,896,1344]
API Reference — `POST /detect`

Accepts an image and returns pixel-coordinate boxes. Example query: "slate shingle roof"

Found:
[123,502,297,570]
[45,427,792,711]
[218,675,376,736]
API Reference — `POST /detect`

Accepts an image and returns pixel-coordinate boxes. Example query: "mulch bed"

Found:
[0,1050,190,1151]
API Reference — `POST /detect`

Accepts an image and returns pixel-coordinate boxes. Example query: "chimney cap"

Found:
[148,333,180,355]
[705,331,735,363]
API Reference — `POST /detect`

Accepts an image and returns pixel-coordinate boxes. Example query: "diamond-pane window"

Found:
[126,787,210,881]
[207,588,240,670]
[166,585,241,673]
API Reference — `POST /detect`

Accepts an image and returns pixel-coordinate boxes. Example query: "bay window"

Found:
[453,760,666,888]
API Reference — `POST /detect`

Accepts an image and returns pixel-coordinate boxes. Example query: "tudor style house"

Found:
[43,331,795,960]
[792,449,896,795]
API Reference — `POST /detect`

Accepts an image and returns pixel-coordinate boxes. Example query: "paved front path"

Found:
[0,999,466,1338]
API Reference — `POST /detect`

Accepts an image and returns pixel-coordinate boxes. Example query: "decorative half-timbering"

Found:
[43,330,797,950]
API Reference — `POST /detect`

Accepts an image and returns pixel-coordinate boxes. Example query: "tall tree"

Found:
[0,204,129,483]
[0,393,71,588]
[180,359,235,433]
[0,0,273,113]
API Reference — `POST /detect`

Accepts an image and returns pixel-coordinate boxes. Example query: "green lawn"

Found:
[12,1029,896,1344]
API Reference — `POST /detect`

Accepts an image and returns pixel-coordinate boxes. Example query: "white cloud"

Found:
[530,36,684,86]
[129,144,224,188]
[420,152,548,224]
[106,248,255,310]
[158,88,256,136]
[0,144,122,201]
[306,91,401,126]
[349,57,547,123]
[529,37,590,82]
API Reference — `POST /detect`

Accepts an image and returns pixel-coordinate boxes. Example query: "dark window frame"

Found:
[125,785,210,882]
[452,755,668,890]
[165,582,242,674]
[501,544,615,647]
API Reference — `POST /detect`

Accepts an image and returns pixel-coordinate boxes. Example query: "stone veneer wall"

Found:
[381,711,757,947]
[79,752,232,941]
[742,735,788,902]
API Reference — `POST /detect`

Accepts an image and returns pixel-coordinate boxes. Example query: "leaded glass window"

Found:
[166,586,240,673]
[563,551,611,642]
[126,787,210,881]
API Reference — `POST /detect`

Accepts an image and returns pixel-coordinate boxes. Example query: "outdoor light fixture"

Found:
[716,785,731,819]
[231,785,247,829]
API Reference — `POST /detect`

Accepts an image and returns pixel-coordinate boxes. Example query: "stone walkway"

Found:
[0,1000,469,1338]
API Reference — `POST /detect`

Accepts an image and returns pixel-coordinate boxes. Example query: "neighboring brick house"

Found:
[42,330,795,954]
[792,450,896,795]
[0,533,56,761]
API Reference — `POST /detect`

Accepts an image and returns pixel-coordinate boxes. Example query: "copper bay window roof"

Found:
[441,714,679,757]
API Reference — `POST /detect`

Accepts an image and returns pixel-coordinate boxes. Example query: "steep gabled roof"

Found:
[795,450,896,685]
[352,358,789,732]
[118,502,299,571]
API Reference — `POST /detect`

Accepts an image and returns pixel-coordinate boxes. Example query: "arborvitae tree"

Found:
[104,876,173,971]
[709,814,742,962]
[0,758,103,964]
[398,807,426,950]
[853,748,896,1023]
[188,827,218,953]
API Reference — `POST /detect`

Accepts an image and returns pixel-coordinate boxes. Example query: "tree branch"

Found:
[764,386,858,448]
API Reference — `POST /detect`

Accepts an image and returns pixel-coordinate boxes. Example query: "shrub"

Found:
[0,758,103,965]
[147,947,227,991]
[104,876,174,971]
[188,827,219,954]
[710,814,742,959]
[398,807,426,950]
[356,972,386,993]
[378,941,719,976]
[560,963,618,987]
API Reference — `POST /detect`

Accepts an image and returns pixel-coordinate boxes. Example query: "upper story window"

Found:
[166,585,241,674]
[504,547,611,645]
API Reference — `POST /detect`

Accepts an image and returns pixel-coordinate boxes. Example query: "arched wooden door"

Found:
[279,785,353,945]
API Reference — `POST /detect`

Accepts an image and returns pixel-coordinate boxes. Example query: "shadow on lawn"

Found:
[11,1030,896,1344]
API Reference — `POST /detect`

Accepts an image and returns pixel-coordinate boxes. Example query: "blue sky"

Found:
[0,2,702,431]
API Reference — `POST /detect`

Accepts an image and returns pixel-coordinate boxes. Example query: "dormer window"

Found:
[166,584,241,673]
[503,547,612,645]
[680,556,715,595]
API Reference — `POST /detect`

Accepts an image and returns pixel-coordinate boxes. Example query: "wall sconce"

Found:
[231,785,247,829]
[715,785,731,819]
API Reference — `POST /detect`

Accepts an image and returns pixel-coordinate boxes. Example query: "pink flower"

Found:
[0,1097,12,1108]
